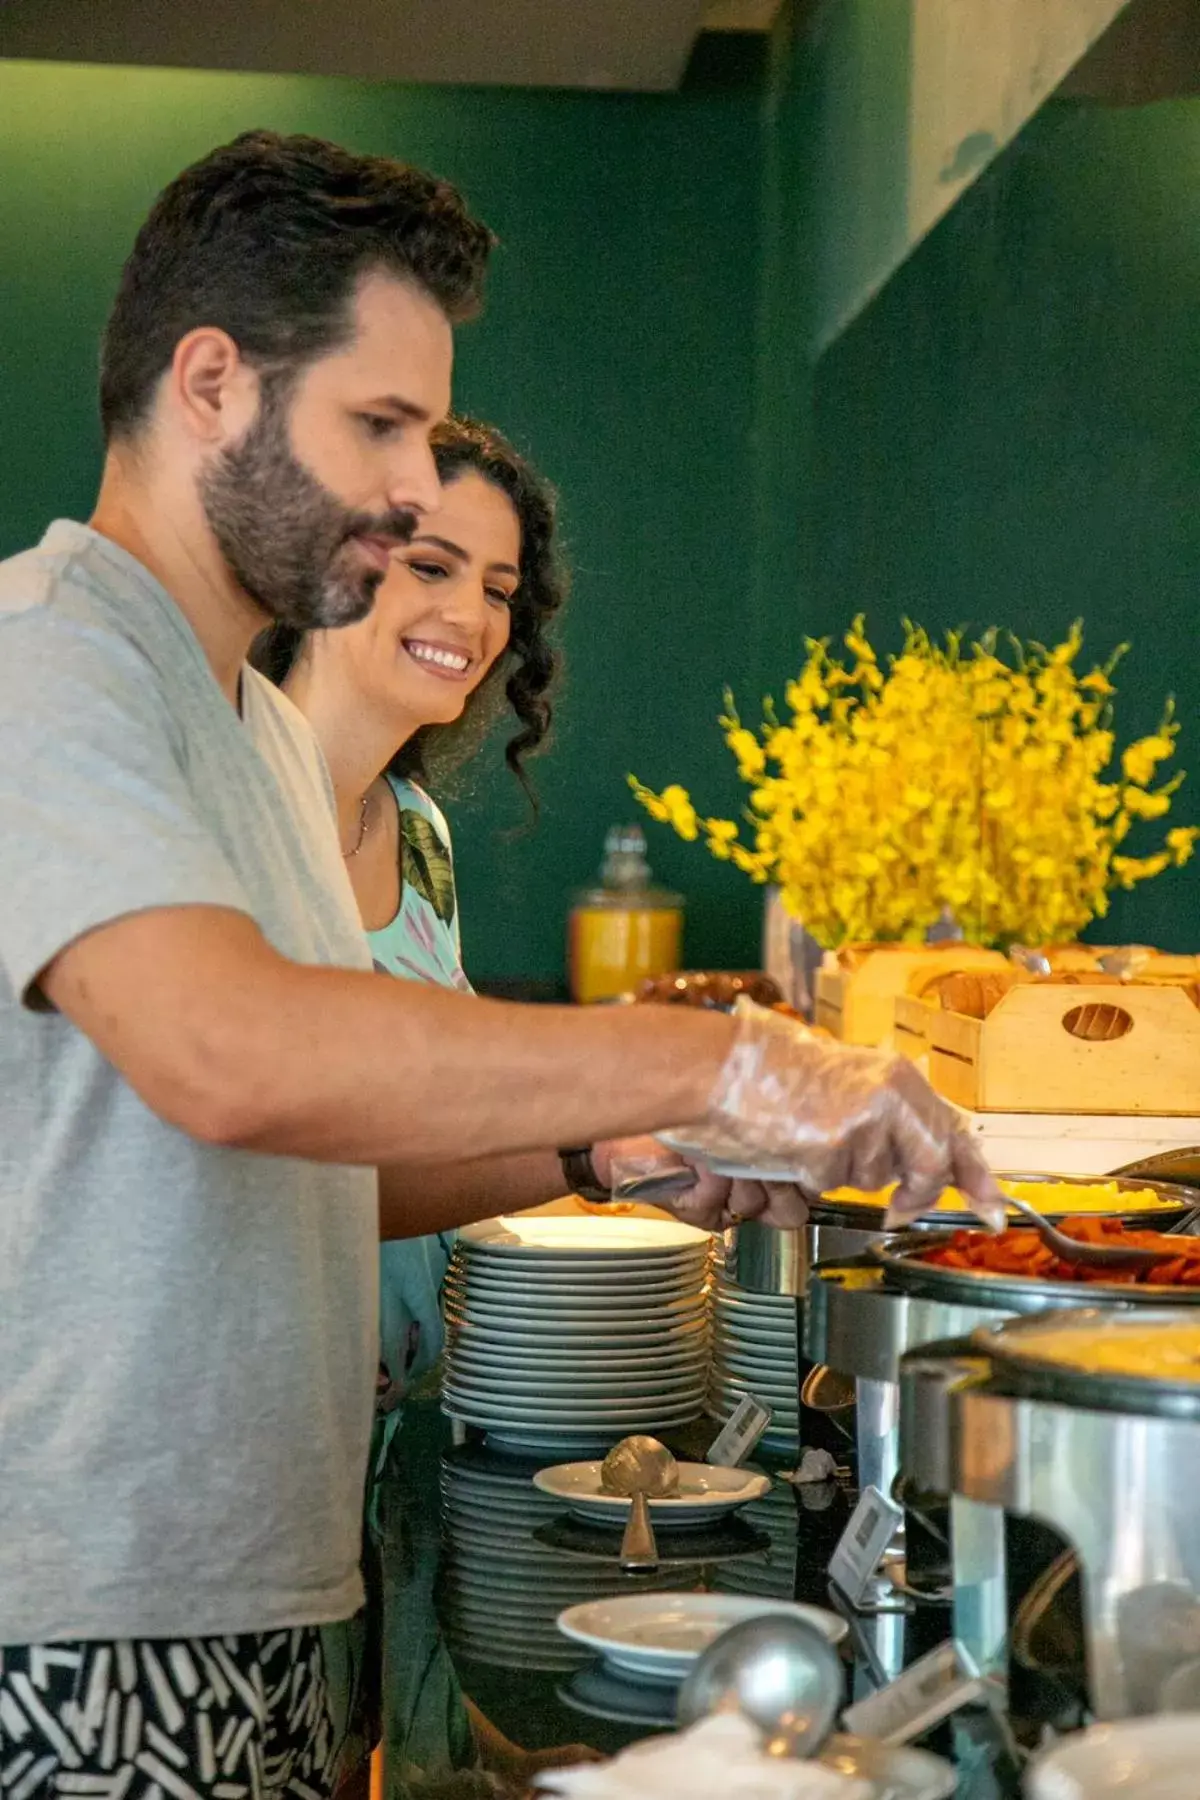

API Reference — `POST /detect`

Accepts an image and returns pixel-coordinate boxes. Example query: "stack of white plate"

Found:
[439,1447,702,1671]
[442,1215,712,1453]
[706,1266,800,1453]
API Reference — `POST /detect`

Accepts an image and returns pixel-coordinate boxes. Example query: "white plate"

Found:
[714,1290,796,1316]
[446,1274,705,1303]
[444,1400,703,1430]
[714,1287,797,1317]
[556,1593,847,1680]
[445,1368,706,1400]
[459,1217,712,1256]
[713,1322,797,1352]
[442,1389,705,1423]
[712,1352,799,1383]
[1026,1715,1200,1799]
[445,1320,710,1350]
[480,1427,665,1454]
[445,1293,708,1324]
[445,1295,708,1324]
[710,1375,798,1407]
[446,1346,708,1377]
[532,1461,772,1525]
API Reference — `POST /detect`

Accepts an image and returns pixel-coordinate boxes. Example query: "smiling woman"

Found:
[250,414,572,1790]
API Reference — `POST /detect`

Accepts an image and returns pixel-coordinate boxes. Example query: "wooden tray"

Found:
[927,981,1200,1115]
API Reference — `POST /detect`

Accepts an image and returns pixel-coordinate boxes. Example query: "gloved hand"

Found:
[675,998,1005,1231]
[593,1136,813,1233]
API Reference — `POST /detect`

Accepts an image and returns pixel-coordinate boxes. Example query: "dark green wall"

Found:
[804,96,1200,950]
[0,56,772,985]
[4,48,1197,970]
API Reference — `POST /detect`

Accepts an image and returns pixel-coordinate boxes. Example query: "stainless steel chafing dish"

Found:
[803,1174,1200,1501]
[727,1172,1197,1302]
[901,1308,1200,1720]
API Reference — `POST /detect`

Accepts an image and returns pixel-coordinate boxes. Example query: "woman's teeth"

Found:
[404,641,471,673]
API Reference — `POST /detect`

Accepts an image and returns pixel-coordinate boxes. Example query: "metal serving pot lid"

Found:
[970,1306,1200,1420]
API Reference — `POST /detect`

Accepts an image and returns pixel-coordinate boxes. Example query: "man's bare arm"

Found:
[42,906,732,1165]
[378,1150,567,1238]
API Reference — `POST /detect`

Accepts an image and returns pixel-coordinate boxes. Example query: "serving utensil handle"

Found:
[620,1487,659,1571]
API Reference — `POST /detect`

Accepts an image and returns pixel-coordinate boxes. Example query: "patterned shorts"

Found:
[0,1629,335,1800]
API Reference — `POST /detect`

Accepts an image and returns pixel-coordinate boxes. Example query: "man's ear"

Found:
[169,327,260,446]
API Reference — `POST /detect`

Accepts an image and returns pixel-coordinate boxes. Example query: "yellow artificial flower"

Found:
[1168,826,1200,865]
[1123,787,1172,821]
[630,621,1193,948]
[726,728,766,780]
[1123,736,1175,787]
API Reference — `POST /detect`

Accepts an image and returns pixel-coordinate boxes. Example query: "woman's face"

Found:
[313,469,520,731]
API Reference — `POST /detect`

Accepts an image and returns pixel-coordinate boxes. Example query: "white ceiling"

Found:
[0,0,781,92]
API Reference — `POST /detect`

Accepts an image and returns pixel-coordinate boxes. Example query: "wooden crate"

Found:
[927,981,1200,1115]
[894,994,936,1062]
[815,946,1009,1046]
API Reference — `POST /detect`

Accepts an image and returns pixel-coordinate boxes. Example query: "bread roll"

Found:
[936,971,1017,1019]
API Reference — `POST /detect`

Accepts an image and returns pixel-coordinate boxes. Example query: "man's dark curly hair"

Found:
[99,129,495,443]
[253,415,567,807]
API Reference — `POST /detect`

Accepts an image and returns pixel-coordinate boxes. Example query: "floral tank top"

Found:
[370,775,469,1429]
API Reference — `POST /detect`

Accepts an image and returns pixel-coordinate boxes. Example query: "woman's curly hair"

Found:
[252,414,567,808]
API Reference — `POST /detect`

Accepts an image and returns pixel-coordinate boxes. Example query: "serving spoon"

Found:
[676,1614,843,1758]
[1002,1192,1164,1271]
[600,1435,680,1573]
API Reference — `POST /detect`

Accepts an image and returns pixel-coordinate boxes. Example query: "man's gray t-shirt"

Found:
[0,521,379,1643]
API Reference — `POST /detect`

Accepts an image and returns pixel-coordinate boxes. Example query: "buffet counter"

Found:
[382,1399,1029,1800]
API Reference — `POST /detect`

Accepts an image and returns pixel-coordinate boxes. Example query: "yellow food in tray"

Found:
[821,1179,1167,1215]
[1004,1319,1200,1379]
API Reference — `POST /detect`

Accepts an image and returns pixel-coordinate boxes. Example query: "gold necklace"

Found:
[343,791,371,860]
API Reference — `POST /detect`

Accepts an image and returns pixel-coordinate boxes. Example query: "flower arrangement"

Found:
[630,619,1197,950]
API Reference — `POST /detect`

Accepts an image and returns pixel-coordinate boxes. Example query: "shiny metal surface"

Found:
[953,1385,1200,1716]
[726,1172,1198,1300]
[806,1259,1021,1384]
[601,1436,679,1572]
[722,1218,895,1298]
[675,1614,843,1756]
[1116,1147,1200,1187]
[722,1221,810,1296]
[899,1317,1200,1719]
[899,1345,992,1495]
[855,1375,902,1504]
[1002,1191,1164,1269]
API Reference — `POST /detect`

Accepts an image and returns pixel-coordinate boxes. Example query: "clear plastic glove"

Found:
[592,1137,801,1233]
[676,998,1005,1231]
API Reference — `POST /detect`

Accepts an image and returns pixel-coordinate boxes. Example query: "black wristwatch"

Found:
[558,1146,611,1204]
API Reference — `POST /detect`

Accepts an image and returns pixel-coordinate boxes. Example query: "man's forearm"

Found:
[230,973,734,1162]
[378,1148,567,1238]
[44,909,735,1165]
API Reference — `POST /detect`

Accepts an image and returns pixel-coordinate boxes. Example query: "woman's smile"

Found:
[401,636,474,680]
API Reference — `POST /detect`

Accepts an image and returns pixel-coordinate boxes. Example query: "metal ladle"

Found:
[1003,1191,1164,1271]
[600,1435,679,1573]
[676,1614,843,1758]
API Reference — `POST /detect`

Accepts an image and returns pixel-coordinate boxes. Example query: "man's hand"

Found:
[591,1137,812,1233]
[686,1000,1005,1230]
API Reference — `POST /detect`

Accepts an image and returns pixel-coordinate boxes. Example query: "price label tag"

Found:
[828,1484,903,1608]
[707,1394,772,1467]
[841,1639,988,1743]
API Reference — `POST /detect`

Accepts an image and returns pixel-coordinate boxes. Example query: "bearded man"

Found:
[0,130,997,1800]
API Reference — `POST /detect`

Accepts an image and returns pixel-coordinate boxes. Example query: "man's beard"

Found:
[199,381,418,630]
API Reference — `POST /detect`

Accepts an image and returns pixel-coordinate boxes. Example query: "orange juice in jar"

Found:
[568,826,683,1004]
